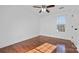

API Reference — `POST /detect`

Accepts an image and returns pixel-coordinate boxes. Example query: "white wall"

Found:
[0,6,39,48]
[40,13,72,40]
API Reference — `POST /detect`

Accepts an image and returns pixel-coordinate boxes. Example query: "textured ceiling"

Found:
[31,5,79,18]
[0,5,79,18]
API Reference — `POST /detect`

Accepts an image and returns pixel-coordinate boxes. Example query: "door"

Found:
[70,15,79,48]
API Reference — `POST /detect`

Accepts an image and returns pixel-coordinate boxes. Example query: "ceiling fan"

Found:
[32,5,55,13]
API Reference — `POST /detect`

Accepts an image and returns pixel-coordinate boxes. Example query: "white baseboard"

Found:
[0,34,39,48]
[40,34,70,40]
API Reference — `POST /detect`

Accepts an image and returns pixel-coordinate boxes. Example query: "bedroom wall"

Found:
[40,13,73,40]
[0,6,39,48]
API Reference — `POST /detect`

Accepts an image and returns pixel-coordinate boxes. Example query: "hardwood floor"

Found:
[0,35,78,53]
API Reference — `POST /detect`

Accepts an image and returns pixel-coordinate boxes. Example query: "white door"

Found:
[70,15,79,49]
[72,23,79,48]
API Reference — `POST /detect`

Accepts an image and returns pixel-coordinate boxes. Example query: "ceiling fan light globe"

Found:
[42,8,46,12]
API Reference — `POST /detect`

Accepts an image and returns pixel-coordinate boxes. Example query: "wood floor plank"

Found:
[0,35,78,53]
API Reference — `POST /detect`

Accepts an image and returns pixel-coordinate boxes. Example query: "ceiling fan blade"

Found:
[59,7,64,9]
[46,9,50,13]
[39,10,42,13]
[33,6,41,8]
[47,5,55,8]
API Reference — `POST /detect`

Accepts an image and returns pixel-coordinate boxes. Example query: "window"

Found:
[57,16,66,32]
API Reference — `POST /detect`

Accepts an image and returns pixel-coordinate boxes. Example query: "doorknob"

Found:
[75,28,77,30]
